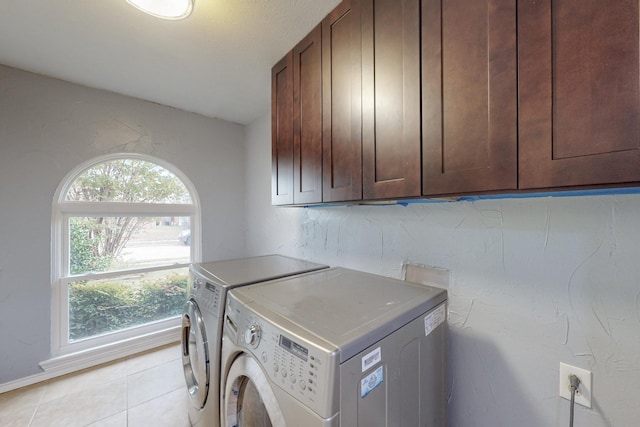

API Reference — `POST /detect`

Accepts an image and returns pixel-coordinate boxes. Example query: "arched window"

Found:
[51,154,200,359]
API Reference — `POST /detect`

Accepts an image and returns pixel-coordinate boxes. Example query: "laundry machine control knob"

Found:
[244,324,261,348]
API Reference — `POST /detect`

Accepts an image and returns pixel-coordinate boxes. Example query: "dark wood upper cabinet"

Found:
[271,52,294,205]
[274,0,640,205]
[422,0,518,196]
[293,25,323,205]
[322,0,363,203]
[361,0,421,200]
[518,0,640,189]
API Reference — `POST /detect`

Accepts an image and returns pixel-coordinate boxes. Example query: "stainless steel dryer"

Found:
[182,255,328,427]
[220,267,448,427]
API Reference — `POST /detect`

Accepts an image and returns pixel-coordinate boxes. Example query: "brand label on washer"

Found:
[361,366,384,398]
[424,304,446,337]
[361,347,381,372]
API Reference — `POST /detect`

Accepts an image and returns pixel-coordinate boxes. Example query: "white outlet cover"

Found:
[559,362,592,408]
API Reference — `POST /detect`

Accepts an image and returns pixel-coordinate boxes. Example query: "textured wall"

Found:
[0,65,246,384]
[245,114,640,426]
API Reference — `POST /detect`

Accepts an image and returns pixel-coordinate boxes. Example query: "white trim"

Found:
[57,315,182,356]
[0,327,180,394]
[58,202,196,215]
[63,263,191,282]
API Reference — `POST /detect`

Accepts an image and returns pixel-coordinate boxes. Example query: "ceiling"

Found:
[0,0,341,125]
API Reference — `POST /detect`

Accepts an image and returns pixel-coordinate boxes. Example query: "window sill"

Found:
[41,325,181,374]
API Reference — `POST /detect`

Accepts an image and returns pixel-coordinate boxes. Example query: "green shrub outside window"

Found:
[69,272,187,340]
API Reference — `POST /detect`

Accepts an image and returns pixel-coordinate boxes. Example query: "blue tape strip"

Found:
[301,187,640,208]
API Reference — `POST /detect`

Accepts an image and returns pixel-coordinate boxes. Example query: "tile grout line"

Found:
[125,353,130,427]
[27,379,49,427]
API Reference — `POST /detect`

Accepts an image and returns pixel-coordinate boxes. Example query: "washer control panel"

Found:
[189,270,223,317]
[226,296,337,419]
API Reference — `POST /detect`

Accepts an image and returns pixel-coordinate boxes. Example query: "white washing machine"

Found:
[182,255,328,427]
[220,267,448,427]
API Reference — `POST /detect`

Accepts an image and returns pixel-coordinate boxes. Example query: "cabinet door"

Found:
[271,52,294,205]
[361,0,421,200]
[322,0,363,202]
[519,0,640,189]
[422,0,517,195]
[293,25,323,205]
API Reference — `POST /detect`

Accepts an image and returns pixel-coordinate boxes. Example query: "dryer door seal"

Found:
[182,299,210,409]
[222,353,286,427]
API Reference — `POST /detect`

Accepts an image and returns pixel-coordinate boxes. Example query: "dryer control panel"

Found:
[225,294,340,419]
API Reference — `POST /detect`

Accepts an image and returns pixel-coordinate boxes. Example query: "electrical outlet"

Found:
[559,362,592,408]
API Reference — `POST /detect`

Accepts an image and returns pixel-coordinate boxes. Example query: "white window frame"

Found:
[49,153,201,360]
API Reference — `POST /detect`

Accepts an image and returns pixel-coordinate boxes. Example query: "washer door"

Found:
[223,353,286,427]
[182,299,209,409]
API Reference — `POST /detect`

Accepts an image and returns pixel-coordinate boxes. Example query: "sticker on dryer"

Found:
[424,303,446,337]
[361,347,381,372]
[360,366,384,398]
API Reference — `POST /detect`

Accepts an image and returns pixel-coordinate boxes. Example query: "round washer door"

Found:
[223,353,286,427]
[182,299,209,409]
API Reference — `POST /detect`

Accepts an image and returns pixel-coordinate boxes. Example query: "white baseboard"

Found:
[0,326,181,394]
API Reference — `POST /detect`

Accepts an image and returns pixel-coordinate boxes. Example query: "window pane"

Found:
[68,267,188,341]
[70,216,191,275]
[65,159,192,204]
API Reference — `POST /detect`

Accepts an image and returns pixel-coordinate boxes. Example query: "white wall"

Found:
[245,113,640,427]
[0,65,247,384]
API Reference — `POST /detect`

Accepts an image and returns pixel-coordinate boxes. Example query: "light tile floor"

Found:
[0,343,190,427]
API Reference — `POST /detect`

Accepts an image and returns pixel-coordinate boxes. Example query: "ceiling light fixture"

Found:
[126,0,194,20]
